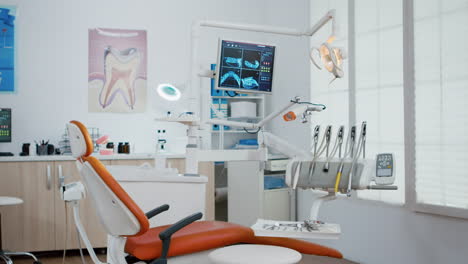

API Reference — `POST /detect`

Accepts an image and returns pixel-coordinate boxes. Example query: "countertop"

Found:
[0,152,186,162]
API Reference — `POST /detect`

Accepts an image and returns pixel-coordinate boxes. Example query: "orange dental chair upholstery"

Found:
[67,120,342,264]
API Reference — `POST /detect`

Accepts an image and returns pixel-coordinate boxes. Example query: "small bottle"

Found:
[118,142,123,154]
[124,142,130,154]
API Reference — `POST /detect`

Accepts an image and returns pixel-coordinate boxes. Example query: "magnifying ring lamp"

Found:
[157,83,182,101]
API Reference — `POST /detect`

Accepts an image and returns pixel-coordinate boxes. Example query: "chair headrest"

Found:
[67,120,94,158]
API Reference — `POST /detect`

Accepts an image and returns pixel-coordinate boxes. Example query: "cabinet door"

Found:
[54,161,109,250]
[166,159,215,221]
[198,162,215,221]
[166,158,185,172]
[0,162,56,251]
[263,189,292,221]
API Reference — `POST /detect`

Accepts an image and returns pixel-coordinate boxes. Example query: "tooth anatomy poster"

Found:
[88,28,147,113]
[0,6,16,93]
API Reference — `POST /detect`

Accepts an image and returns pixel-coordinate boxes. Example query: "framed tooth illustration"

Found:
[88,28,147,112]
[0,6,16,93]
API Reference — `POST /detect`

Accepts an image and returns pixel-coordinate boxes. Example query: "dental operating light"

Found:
[310,43,346,82]
[308,10,347,83]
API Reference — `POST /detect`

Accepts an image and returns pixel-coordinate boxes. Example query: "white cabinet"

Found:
[227,160,294,227]
[209,95,265,150]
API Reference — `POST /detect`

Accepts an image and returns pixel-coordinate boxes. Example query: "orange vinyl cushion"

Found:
[70,120,94,157]
[83,156,150,237]
[125,221,255,260]
[246,236,343,259]
[125,220,343,260]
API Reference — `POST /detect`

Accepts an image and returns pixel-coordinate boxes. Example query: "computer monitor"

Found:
[0,108,11,143]
[216,40,276,94]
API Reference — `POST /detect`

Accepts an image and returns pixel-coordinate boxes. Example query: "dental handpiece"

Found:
[350,126,356,158]
[308,128,328,183]
[323,126,332,172]
[308,126,321,178]
[324,126,344,172]
[334,126,351,193]
[362,123,367,158]
[337,126,344,158]
[346,122,366,195]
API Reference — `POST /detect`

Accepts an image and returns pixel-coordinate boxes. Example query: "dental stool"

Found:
[67,120,343,264]
[0,197,41,264]
[208,244,302,264]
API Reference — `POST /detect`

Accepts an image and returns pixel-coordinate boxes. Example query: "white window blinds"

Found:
[353,0,405,204]
[414,0,468,210]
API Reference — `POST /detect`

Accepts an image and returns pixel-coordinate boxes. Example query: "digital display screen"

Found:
[0,108,11,142]
[217,40,275,94]
[376,154,393,177]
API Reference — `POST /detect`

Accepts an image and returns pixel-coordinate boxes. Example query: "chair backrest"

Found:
[67,120,149,237]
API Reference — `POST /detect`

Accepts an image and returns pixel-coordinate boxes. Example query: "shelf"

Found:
[211,96,264,100]
[211,130,258,135]
[155,116,200,125]
[211,130,251,134]
[228,117,261,122]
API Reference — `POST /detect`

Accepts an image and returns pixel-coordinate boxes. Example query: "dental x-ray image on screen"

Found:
[217,40,275,94]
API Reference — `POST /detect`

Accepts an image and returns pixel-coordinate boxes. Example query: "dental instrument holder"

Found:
[322,126,332,172]
[36,144,48,155]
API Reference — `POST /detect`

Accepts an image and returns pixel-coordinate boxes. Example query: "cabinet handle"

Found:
[58,165,64,188]
[46,165,52,190]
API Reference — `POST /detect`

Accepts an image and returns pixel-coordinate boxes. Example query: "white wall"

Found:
[298,194,468,264]
[262,0,312,150]
[0,0,310,154]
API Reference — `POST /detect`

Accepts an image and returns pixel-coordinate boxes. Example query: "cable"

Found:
[243,127,261,134]
[307,129,329,182]
[294,101,327,110]
[225,90,238,97]
[346,131,365,194]
[76,226,87,264]
[334,128,354,193]
[62,203,68,264]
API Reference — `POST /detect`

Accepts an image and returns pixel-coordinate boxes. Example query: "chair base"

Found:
[0,251,41,264]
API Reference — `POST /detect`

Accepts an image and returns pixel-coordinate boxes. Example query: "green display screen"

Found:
[0,108,11,142]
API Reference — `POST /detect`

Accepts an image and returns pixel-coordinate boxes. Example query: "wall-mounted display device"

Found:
[0,7,16,93]
[0,108,11,142]
[216,40,275,94]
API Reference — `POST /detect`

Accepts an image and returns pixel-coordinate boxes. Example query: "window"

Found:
[354,0,404,204]
[412,0,468,217]
[310,0,468,213]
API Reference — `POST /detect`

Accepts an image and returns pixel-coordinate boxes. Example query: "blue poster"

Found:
[0,6,15,93]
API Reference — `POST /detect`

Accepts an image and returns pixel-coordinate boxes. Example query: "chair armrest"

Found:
[159,212,203,240]
[145,204,170,219]
[151,212,203,264]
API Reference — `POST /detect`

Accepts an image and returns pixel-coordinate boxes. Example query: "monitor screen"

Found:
[0,108,11,143]
[217,40,275,94]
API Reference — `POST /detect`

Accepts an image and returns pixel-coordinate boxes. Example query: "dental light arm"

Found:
[259,132,312,160]
[307,9,336,43]
[206,97,324,130]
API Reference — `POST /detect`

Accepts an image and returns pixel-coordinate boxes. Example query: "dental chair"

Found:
[67,120,342,264]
